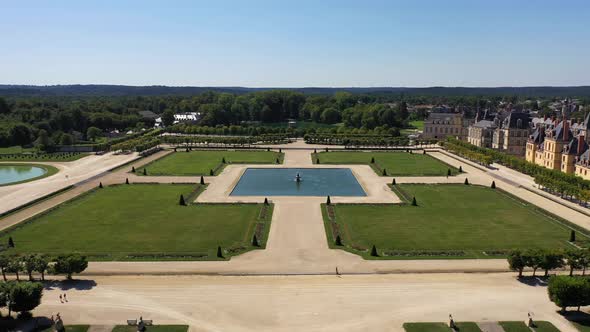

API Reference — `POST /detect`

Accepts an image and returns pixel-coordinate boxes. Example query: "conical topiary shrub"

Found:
[252,234,259,247]
[8,237,14,248]
[99,182,103,189]
[179,194,186,206]
[392,178,396,185]
[371,157,375,163]
[459,166,463,173]
[411,196,417,206]
[491,181,496,189]
[464,178,469,185]
[200,176,205,185]
[276,158,280,164]
[264,197,269,205]
[316,158,320,164]
[222,157,226,164]
[382,168,387,176]
[570,230,576,242]
[143,168,147,176]
[125,178,129,185]
[210,169,214,176]
[326,196,331,205]
[217,246,223,258]
[447,169,451,177]
[131,166,136,173]
[335,235,342,246]
[370,245,378,257]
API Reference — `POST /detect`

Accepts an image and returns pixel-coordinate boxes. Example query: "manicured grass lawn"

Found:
[313,151,458,176]
[41,325,89,332]
[410,120,425,130]
[0,146,36,154]
[0,151,88,162]
[112,326,188,332]
[0,163,59,186]
[533,321,562,332]
[324,184,580,259]
[569,320,590,332]
[403,322,454,332]
[499,321,537,332]
[0,184,273,260]
[404,322,482,332]
[138,150,282,176]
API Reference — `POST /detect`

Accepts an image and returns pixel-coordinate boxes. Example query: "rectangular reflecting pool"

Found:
[231,168,367,196]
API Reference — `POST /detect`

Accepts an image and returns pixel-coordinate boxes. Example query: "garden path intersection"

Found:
[2,141,590,331]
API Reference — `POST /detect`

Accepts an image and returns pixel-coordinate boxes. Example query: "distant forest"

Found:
[2,84,590,97]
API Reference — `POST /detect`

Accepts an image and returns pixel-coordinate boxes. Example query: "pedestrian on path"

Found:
[63,293,67,302]
[59,294,63,303]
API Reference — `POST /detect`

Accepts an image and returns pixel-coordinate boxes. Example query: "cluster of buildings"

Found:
[139,111,201,128]
[422,103,590,180]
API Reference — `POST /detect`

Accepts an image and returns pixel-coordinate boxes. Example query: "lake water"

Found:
[0,165,47,185]
[231,168,366,196]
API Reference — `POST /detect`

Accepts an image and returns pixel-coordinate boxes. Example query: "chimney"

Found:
[579,135,585,155]
[563,119,569,141]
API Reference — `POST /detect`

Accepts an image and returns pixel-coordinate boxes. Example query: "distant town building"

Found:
[155,112,201,128]
[422,106,471,140]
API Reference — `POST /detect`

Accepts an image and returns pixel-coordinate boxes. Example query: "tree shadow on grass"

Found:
[560,311,590,328]
[516,276,549,287]
[43,279,97,291]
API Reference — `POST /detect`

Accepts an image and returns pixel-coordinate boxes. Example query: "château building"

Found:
[423,107,471,140]
[467,109,532,155]
[525,113,590,178]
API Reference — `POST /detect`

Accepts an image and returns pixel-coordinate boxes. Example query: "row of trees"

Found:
[161,134,290,147]
[304,134,410,147]
[508,248,590,278]
[444,137,590,204]
[0,254,88,281]
[0,281,44,317]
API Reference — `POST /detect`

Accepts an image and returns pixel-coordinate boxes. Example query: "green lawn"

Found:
[138,150,282,176]
[0,184,272,260]
[41,325,89,332]
[403,322,455,332]
[0,146,36,154]
[499,321,536,332]
[313,151,458,176]
[112,326,188,332]
[324,184,581,259]
[571,321,590,332]
[0,151,88,162]
[0,163,59,186]
[410,120,425,130]
[533,321,562,332]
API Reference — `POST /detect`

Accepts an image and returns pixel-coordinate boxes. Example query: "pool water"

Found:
[0,165,47,185]
[231,168,366,196]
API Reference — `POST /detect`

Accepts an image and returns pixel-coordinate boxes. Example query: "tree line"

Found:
[507,248,590,278]
[0,253,88,281]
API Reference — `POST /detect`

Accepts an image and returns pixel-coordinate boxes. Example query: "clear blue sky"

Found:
[2,0,589,87]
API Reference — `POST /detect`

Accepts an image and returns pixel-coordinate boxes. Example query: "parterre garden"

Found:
[0,183,272,261]
[312,151,458,176]
[324,183,587,259]
[136,149,283,176]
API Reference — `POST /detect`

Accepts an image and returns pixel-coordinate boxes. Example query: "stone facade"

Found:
[423,109,470,140]
[525,113,590,177]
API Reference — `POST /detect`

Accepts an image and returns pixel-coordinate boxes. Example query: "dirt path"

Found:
[32,273,577,332]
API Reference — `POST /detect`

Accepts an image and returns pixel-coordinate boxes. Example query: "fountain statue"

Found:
[295,172,302,183]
